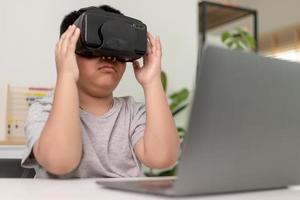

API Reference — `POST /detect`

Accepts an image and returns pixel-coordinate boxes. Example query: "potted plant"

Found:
[221,27,256,51]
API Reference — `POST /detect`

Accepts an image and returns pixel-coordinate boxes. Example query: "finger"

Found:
[147,32,156,54]
[61,25,77,54]
[58,25,72,51]
[67,27,80,53]
[62,24,76,39]
[132,60,141,69]
[61,25,77,52]
[146,39,151,55]
[133,60,143,72]
[156,36,162,57]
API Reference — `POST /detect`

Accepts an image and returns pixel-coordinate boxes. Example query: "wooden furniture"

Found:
[0,138,26,145]
[199,1,258,51]
[260,23,300,53]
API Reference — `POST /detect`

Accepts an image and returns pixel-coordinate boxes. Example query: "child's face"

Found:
[76,55,126,97]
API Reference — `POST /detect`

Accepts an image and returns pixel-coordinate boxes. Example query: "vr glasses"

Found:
[73,7,147,62]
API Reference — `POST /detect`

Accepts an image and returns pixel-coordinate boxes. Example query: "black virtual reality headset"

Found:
[73,7,147,62]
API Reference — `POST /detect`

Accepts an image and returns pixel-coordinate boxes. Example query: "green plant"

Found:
[144,70,189,177]
[221,27,256,51]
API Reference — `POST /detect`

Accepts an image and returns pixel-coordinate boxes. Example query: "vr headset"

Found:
[73,7,147,62]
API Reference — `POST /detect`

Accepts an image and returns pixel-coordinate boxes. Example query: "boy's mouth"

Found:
[97,56,118,72]
[98,64,117,72]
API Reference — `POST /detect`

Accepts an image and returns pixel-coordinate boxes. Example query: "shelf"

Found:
[259,23,300,52]
[198,1,258,51]
[0,138,26,146]
[199,1,257,30]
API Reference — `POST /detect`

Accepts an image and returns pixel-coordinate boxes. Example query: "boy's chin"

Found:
[78,78,120,97]
[94,80,118,91]
[88,83,118,97]
[81,87,114,98]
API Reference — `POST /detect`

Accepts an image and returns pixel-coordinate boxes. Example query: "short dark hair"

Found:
[59,5,123,36]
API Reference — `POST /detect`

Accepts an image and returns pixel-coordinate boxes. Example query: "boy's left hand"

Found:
[133,32,162,88]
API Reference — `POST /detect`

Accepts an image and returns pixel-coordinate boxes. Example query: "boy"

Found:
[21,5,180,178]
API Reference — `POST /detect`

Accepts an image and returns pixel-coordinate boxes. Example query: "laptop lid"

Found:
[173,45,300,195]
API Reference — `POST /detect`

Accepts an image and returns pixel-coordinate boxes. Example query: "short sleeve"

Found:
[21,94,52,168]
[129,98,146,147]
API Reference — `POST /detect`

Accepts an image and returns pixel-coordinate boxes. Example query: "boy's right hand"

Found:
[55,25,81,82]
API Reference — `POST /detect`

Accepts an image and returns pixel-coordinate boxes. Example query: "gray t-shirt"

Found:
[21,93,146,178]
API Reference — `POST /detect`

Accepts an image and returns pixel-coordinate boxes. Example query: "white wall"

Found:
[239,0,300,34]
[0,0,199,138]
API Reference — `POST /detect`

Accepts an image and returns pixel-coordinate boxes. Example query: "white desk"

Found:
[1,178,300,200]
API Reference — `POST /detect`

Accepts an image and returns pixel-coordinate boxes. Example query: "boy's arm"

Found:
[33,25,82,175]
[133,33,180,169]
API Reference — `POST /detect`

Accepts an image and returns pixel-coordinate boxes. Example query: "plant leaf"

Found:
[221,27,256,51]
[160,70,167,92]
[172,103,189,116]
[221,32,231,43]
[169,88,189,111]
[177,126,187,137]
[157,166,178,176]
[169,88,189,100]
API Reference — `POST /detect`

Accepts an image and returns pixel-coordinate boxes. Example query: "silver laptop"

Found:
[96,45,300,196]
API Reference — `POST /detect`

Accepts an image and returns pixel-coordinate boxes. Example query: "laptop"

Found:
[96,45,300,196]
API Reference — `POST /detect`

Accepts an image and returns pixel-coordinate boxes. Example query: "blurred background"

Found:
[1,0,300,176]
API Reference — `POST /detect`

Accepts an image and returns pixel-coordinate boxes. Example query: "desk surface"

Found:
[1,178,300,200]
